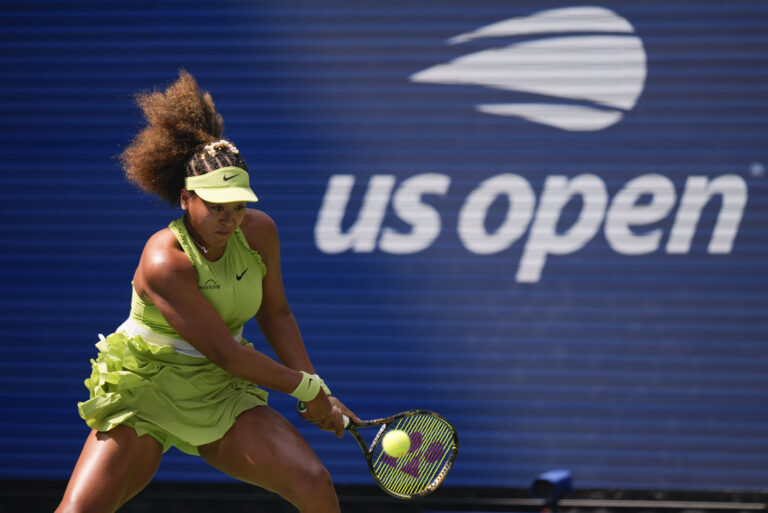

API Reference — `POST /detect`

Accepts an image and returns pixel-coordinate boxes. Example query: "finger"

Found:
[339,405,360,424]
[331,406,345,438]
[313,411,332,429]
[329,397,361,424]
[316,409,338,432]
[345,409,362,424]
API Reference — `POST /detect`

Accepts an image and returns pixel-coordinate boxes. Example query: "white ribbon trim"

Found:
[116,318,242,359]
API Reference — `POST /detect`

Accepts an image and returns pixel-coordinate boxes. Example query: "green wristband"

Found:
[316,374,332,396]
[290,371,324,402]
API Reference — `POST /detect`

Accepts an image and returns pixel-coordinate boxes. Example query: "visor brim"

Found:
[194,188,259,204]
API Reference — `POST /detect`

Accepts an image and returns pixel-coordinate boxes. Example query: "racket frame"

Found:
[346,409,459,500]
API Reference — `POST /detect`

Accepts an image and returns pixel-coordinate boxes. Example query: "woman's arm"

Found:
[134,229,301,392]
[134,226,346,435]
[246,211,313,371]
[244,211,359,427]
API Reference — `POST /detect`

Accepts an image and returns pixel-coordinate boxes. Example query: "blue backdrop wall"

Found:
[1,0,767,493]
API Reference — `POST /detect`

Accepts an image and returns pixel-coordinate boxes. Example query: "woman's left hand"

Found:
[299,395,359,438]
[329,396,360,429]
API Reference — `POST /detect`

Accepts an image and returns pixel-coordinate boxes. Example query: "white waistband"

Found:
[116,318,242,358]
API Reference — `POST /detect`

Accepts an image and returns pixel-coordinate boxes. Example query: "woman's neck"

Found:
[183,215,226,261]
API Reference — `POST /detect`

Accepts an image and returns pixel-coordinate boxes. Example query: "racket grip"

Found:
[297,401,351,429]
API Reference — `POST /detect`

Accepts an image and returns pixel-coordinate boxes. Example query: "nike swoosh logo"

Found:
[236,268,248,280]
[223,174,238,181]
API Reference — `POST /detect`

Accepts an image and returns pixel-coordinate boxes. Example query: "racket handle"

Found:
[297,401,351,429]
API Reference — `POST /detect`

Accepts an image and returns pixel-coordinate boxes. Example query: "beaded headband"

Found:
[201,139,239,157]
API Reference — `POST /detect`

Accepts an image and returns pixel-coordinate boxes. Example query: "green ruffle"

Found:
[77,331,268,455]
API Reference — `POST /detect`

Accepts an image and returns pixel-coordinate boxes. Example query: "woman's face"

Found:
[181,190,247,251]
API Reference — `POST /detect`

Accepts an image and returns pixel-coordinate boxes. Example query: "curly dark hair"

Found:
[120,71,247,205]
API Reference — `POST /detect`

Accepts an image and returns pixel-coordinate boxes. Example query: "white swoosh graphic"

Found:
[449,6,635,44]
[409,6,648,131]
[477,103,623,131]
[411,35,646,110]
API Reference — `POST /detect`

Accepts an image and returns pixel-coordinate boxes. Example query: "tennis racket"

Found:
[299,403,459,499]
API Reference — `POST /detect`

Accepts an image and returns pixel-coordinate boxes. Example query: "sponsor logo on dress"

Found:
[200,278,221,290]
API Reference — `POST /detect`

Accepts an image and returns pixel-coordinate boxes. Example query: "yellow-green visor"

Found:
[184,167,258,204]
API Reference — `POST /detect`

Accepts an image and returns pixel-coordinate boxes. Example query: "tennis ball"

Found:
[382,430,410,458]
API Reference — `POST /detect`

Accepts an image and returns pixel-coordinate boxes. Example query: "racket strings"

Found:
[375,416,453,494]
[372,414,455,496]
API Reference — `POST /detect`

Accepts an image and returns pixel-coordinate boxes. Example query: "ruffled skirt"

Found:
[77,331,268,455]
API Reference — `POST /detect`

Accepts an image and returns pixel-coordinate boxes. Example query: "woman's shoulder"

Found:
[239,208,279,251]
[136,227,195,287]
[144,226,184,254]
[241,208,276,231]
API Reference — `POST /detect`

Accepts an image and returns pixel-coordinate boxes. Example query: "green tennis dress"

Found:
[77,217,269,455]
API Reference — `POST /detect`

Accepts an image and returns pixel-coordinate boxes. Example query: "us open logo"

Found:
[409,6,647,131]
[314,5,747,282]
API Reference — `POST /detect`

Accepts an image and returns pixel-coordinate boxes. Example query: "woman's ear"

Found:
[180,189,190,210]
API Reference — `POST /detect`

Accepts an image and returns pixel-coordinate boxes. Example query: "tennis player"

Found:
[55,71,358,513]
